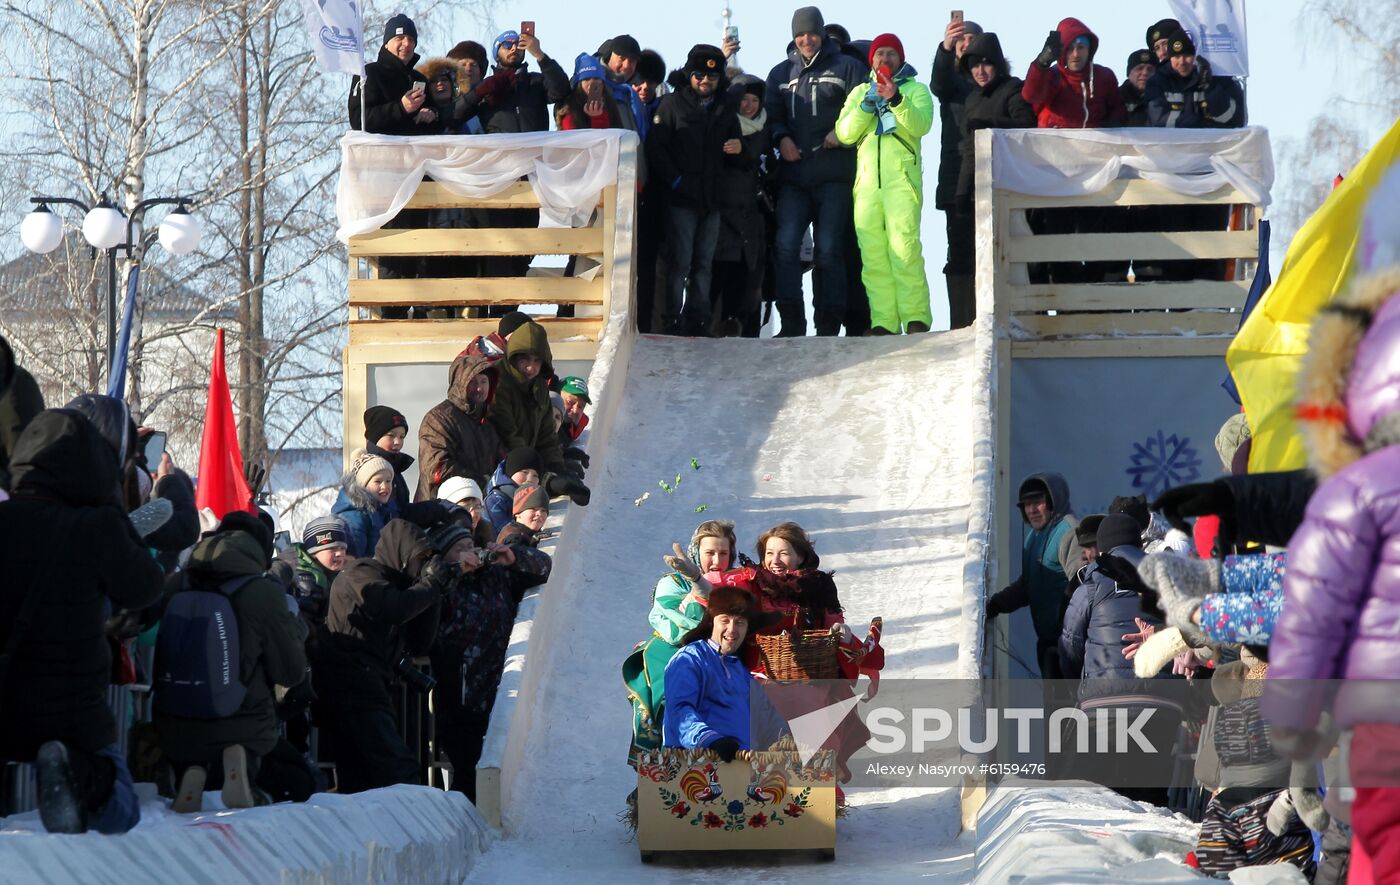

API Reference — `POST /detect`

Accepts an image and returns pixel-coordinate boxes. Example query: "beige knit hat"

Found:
[350,447,394,487]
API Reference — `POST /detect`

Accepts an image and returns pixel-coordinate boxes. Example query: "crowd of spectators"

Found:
[349,8,1246,338]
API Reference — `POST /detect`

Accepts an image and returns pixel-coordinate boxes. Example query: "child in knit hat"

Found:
[364,405,414,510]
[437,475,495,548]
[332,448,398,557]
[496,482,549,547]
[484,446,543,533]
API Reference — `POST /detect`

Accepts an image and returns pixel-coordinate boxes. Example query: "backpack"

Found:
[154,574,257,719]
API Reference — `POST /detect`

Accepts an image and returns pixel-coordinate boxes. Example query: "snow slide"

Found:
[473,328,987,881]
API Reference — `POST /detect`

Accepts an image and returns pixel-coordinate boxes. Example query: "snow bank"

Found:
[974,779,1202,883]
[0,785,490,884]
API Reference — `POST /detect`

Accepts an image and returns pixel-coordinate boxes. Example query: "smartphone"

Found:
[724,25,739,42]
[143,431,167,470]
[951,10,964,23]
[411,81,425,95]
[520,20,535,37]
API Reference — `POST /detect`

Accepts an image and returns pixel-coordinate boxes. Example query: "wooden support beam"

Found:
[1012,310,1242,339]
[1000,180,1251,209]
[348,227,604,257]
[349,276,604,306]
[1006,229,1258,263]
[1008,280,1250,312]
[348,317,602,348]
[1011,336,1233,358]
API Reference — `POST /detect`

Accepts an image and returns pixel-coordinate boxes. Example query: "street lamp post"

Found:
[20,193,201,390]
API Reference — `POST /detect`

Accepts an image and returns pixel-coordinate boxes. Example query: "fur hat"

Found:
[678,585,783,647]
[364,405,407,444]
[636,49,666,86]
[303,515,349,553]
[447,40,488,71]
[1108,494,1149,532]
[438,475,484,504]
[350,447,394,487]
[684,44,725,77]
[503,446,542,478]
[512,482,550,515]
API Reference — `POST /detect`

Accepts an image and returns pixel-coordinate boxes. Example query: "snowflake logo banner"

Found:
[1126,430,1202,499]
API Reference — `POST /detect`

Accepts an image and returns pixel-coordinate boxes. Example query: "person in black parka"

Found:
[314,519,456,793]
[648,45,749,337]
[348,14,442,135]
[955,33,1036,210]
[929,17,982,329]
[0,409,164,833]
[0,334,45,493]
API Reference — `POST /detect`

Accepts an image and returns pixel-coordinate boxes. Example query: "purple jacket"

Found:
[1263,292,1400,729]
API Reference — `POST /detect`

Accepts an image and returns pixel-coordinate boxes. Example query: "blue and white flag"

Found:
[1167,0,1249,77]
[299,0,365,76]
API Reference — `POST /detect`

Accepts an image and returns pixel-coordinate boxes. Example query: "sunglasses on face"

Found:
[499,40,519,49]
[691,71,719,81]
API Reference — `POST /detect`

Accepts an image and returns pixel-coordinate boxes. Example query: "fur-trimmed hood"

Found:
[1296,266,1400,478]
[417,56,474,96]
[338,469,387,513]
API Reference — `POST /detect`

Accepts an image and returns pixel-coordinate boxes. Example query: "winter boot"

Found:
[947,274,976,329]
[36,741,85,834]
[775,302,806,338]
[814,311,842,337]
[865,326,895,336]
[173,764,206,813]
[221,744,255,809]
[906,321,931,334]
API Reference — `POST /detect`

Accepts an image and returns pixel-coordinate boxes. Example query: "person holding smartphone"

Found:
[347,14,441,135]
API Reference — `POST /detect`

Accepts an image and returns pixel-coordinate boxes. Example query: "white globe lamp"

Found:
[20,205,63,254]
[82,198,126,250]
[157,207,201,255]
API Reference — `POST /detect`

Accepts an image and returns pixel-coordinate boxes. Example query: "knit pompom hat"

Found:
[351,448,394,487]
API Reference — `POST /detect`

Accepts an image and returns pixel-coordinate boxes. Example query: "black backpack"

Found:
[154,574,256,719]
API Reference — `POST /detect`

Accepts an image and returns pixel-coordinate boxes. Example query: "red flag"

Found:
[195,328,253,518]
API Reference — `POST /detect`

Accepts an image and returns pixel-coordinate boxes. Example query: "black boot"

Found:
[814,311,842,337]
[775,302,806,338]
[36,741,86,834]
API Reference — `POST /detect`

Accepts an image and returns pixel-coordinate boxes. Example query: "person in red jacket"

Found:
[1021,18,1126,129]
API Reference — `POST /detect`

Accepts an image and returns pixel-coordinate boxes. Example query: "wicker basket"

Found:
[755,629,839,680]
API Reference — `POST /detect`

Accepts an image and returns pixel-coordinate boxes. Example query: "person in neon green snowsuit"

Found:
[834,33,935,335]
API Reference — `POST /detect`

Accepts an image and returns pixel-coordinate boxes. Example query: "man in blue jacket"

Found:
[663,586,787,760]
[987,472,1081,678]
[765,6,868,337]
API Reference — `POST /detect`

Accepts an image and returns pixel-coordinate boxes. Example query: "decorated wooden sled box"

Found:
[635,747,837,861]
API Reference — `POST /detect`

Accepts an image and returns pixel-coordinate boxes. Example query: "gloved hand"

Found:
[419,555,457,594]
[560,458,586,482]
[1289,784,1330,832]
[985,594,1005,618]
[473,72,511,106]
[1265,789,1298,836]
[1152,481,1233,535]
[860,80,880,113]
[243,462,267,498]
[664,543,714,598]
[709,736,741,763]
[563,447,590,469]
[1195,55,1213,89]
[544,472,590,506]
[1035,30,1062,69]
[1138,553,1219,644]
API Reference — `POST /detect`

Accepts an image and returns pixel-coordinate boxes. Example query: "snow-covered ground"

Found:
[471,331,981,880]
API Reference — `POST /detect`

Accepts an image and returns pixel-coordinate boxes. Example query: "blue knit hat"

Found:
[383,14,417,46]
[571,52,606,87]
[493,29,521,61]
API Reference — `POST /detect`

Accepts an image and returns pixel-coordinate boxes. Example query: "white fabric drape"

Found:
[989,126,1274,208]
[335,129,633,242]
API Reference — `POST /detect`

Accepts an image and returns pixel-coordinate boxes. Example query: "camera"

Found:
[394,655,437,694]
[477,547,499,566]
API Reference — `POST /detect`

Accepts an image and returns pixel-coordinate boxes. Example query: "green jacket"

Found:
[834,63,934,193]
[155,531,309,761]
[487,321,565,473]
[623,571,706,764]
